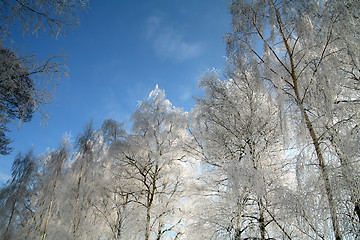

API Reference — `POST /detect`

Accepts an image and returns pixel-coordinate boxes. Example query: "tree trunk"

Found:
[4,200,16,240]
[234,228,241,240]
[42,194,54,240]
[258,199,266,240]
[4,180,24,240]
[72,164,84,239]
[42,166,62,240]
[355,202,360,222]
[274,7,342,239]
[234,190,246,240]
[145,206,151,240]
[280,19,342,240]
[295,93,341,240]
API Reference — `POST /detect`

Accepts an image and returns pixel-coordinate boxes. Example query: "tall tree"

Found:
[91,119,131,240]
[68,122,107,239]
[0,150,37,240]
[226,0,360,238]
[192,66,293,239]
[0,0,88,155]
[111,86,189,240]
[25,140,70,240]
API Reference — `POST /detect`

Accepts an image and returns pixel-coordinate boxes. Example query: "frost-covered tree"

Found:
[101,118,126,144]
[0,0,88,38]
[89,119,131,239]
[64,122,107,239]
[24,140,70,240]
[91,166,133,240]
[191,65,294,239]
[0,46,65,155]
[0,47,39,123]
[0,118,12,155]
[226,0,360,238]
[0,0,88,155]
[0,150,37,240]
[110,86,190,240]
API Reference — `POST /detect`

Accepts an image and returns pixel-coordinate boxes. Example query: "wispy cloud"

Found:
[145,16,161,40]
[179,88,193,102]
[145,16,202,61]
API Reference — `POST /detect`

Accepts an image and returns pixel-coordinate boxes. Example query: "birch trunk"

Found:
[274,8,342,239]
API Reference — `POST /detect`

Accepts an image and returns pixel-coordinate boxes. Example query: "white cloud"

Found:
[145,16,202,61]
[145,16,161,40]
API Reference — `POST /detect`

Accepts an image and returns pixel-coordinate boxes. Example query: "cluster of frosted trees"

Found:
[0,86,195,240]
[1,0,359,239]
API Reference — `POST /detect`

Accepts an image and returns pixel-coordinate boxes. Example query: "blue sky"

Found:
[0,0,231,182]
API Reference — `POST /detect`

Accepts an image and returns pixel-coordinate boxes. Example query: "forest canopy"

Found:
[0,0,359,239]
